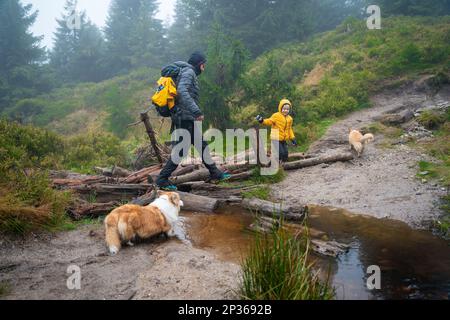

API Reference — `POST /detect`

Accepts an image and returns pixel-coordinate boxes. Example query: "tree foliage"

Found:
[104,0,165,76]
[51,0,107,84]
[0,0,47,111]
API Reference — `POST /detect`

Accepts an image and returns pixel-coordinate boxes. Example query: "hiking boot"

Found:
[210,172,232,184]
[157,181,178,191]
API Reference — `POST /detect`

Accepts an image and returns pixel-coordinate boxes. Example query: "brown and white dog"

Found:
[349,129,374,157]
[104,191,184,255]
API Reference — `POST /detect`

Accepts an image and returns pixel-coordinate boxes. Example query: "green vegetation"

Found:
[0,120,130,235]
[417,111,446,130]
[0,120,72,235]
[366,122,404,149]
[242,186,272,201]
[415,109,450,236]
[8,68,157,134]
[64,130,130,173]
[0,282,11,298]
[240,224,334,300]
[238,17,450,127]
[292,119,336,153]
[250,167,286,185]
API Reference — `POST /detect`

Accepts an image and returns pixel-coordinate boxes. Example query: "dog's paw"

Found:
[168,229,176,237]
[127,241,134,247]
[109,246,119,256]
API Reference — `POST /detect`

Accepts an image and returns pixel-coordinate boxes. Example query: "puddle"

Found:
[178,205,450,300]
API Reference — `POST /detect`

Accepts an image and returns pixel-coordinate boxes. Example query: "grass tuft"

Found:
[240,222,335,300]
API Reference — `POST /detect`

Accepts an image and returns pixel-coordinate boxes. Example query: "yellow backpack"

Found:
[151,77,177,117]
[152,64,182,117]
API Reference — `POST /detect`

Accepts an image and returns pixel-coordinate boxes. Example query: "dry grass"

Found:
[303,64,333,87]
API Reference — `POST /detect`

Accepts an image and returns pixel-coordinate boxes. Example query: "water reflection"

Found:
[179,205,450,300]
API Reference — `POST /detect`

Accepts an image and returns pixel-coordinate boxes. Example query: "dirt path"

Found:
[0,224,239,300]
[272,82,449,228]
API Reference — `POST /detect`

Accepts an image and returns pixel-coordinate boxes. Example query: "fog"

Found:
[23,0,175,49]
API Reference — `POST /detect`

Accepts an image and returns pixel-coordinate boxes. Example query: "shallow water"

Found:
[178,205,450,300]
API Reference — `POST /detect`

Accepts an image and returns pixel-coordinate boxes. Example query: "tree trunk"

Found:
[121,165,161,184]
[68,201,120,220]
[140,111,163,165]
[242,198,306,221]
[71,184,152,203]
[283,152,354,171]
[94,166,132,178]
[131,191,219,213]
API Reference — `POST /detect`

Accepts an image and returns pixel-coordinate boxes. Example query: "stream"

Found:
[176,205,450,300]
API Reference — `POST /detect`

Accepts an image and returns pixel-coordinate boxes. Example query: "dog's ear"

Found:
[157,190,165,198]
[169,193,180,206]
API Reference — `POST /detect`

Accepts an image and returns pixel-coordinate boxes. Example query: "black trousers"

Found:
[157,120,222,185]
[272,140,289,162]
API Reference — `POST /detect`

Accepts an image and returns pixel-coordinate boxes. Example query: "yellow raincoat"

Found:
[262,99,295,141]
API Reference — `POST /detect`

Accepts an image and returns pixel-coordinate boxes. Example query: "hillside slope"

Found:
[235,16,449,147]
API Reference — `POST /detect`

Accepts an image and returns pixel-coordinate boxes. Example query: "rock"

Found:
[419,171,429,176]
[378,109,415,126]
[421,179,428,184]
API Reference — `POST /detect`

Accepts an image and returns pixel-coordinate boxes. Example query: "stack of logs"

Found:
[51,150,354,258]
[51,150,354,221]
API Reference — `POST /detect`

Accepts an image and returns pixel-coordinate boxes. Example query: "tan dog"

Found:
[104,191,184,255]
[349,129,374,157]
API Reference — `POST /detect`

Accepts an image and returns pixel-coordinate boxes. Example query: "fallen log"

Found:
[242,198,306,221]
[256,216,326,238]
[170,169,210,185]
[94,166,132,178]
[121,165,161,184]
[283,152,354,171]
[131,191,219,213]
[309,239,349,258]
[288,152,311,162]
[68,201,120,220]
[52,176,113,188]
[248,216,349,258]
[70,183,152,203]
[228,170,253,181]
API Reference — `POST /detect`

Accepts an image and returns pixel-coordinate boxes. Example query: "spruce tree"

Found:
[0,0,45,111]
[104,0,165,75]
[51,0,107,83]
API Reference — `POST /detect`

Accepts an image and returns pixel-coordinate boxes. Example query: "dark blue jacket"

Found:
[172,61,203,122]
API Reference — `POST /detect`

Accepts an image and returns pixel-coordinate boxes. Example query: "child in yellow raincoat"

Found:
[256,99,297,163]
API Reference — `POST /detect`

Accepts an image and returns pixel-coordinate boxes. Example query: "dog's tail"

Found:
[105,215,121,255]
[360,133,374,145]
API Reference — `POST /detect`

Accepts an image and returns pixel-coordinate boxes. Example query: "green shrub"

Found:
[418,111,446,130]
[63,130,130,173]
[0,120,74,235]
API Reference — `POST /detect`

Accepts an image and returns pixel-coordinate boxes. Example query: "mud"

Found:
[0,222,239,300]
[272,83,450,228]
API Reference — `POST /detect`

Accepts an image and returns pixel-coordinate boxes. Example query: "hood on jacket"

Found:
[174,61,195,71]
[278,99,292,113]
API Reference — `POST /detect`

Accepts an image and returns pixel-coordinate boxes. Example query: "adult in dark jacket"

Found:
[156,52,231,191]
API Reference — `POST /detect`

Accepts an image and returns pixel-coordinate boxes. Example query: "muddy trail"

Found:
[273,81,450,228]
[0,219,240,300]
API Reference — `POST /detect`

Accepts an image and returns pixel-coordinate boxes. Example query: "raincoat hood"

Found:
[278,99,292,113]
